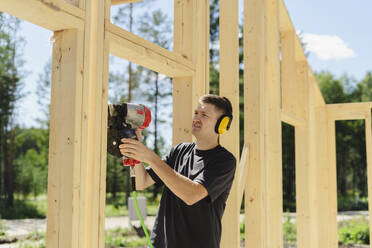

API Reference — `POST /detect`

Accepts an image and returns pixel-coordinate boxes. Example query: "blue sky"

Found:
[10,0,372,127]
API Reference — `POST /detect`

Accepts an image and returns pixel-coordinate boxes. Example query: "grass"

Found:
[338,217,369,245]
[7,227,150,248]
[0,192,159,219]
[105,227,148,247]
[0,217,6,236]
[0,196,45,219]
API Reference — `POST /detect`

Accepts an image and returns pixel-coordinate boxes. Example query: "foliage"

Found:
[0,197,44,219]
[338,218,369,245]
[283,213,297,244]
[0,12,26,207]
[0,216,6,236]
[13,128,48,199]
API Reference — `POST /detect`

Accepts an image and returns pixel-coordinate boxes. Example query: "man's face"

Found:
[191,102,220,138]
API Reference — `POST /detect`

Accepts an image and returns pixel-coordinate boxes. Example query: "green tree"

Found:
[0,13,25,207]
[13,127,49,198]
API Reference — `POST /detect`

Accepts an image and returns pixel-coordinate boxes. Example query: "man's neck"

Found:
[195,138,219,151]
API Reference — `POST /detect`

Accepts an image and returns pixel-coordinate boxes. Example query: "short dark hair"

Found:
[199,94,233,119]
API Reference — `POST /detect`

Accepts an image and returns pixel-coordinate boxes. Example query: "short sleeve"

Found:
[145,144,179,187]
[194,157,236,202]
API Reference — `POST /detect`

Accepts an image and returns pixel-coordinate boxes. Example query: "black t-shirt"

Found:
[145,142,236,248]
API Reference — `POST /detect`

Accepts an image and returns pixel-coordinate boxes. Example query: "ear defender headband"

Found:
[215,97,233,134]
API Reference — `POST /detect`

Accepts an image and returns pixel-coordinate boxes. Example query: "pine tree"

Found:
[0,13,25,207]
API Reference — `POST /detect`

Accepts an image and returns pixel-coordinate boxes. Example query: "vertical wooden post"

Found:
[294,61,313,248]
[327,117,338,248]
[46,0,110,247]
[244,0,274,248]
[173,0,209,145]
[365,110,372,242]
[219,0,239,247]
[265,0,283,246]
[47,28,84,248]
[313,104,329,248]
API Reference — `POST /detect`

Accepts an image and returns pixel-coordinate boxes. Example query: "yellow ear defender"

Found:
[215,115,232,134]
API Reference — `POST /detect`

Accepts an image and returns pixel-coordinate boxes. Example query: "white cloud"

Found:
[300,32,356,60]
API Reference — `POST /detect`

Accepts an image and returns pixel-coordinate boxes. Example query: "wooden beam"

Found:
[327,102,372,120]
[265,0,283,247]
[278,0,292,32]
[281,30,298,117]
[308,69,326,107]
[46,0,110,247]
[173,0,208,145]
[313,106,331,247]
[295,61,309,120]
[281,110,306,126]
[327,119,338,248]
[108,23,195,78]
[365,110,372,243]
[219,0,240,246]
[0,0,84,31]
[279,0,307,62]
[238,145,249,207]
[111,0,143,5]
[78,0,110,247]
[46,28,83,248]
[244,0,266,246]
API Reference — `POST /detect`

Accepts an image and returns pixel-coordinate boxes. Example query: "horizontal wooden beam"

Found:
[281,110,306,126]
[0,0,84,31]
[327,102,372,120]
[108,23,195,77]
[111,0,143,5]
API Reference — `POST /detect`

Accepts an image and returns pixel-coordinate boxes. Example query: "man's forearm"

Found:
[147,155,206,205]
[133,163,150,190]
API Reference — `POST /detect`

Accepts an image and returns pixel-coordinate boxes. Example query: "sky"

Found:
[8,0,372,128]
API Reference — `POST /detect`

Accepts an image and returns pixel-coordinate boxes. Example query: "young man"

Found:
[119,94,236,248]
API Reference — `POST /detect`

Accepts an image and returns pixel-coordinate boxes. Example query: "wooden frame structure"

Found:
[1,0,371,247]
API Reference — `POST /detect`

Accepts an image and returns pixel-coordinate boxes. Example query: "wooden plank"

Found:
[327,119,338,248]
[98,3,111,246]
[78,0,110,247]
[307,70,320,247]
[278,0,292,32]
[281,110,306,126]
[196,0,210,99]
[173,0,194,144]
[314,106,331,247]
[219,0,240,246]
[280,30,298,117]
[327,102,372,120]
[111,0,143,5]
[365,110,372,243]
[295,61,309,121]
[173,0,208,145]
[0,0,84,31]
[308,69,326,107]
[108,23,195,78]
[279,0,307,62]
[46,28,84,248]
[244,0,266,246]
[238,145,249,206]
[295,124,311,248]
[265,0,283,247]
